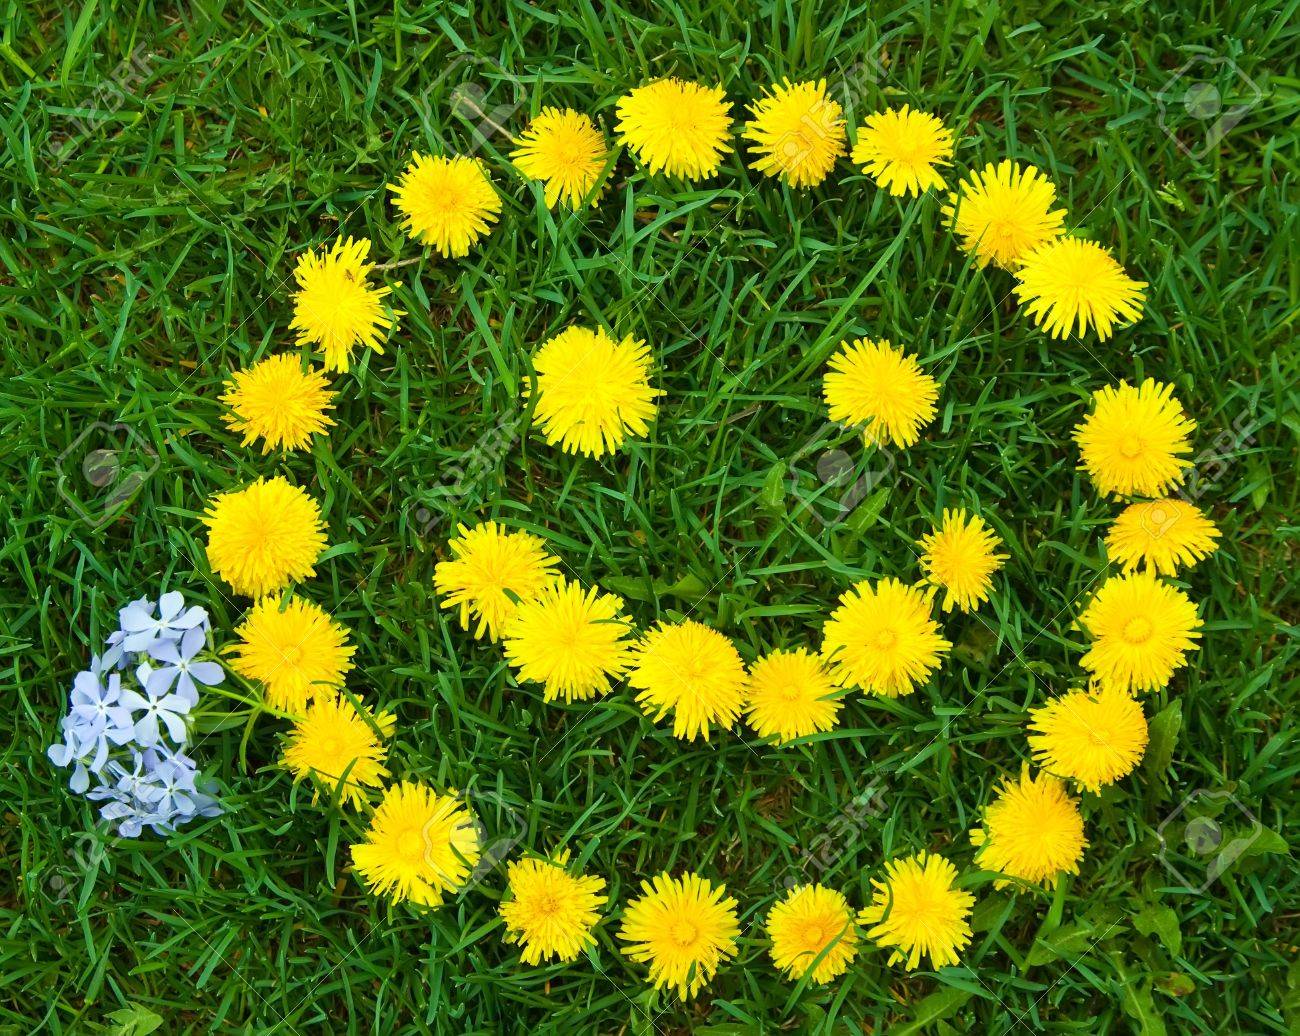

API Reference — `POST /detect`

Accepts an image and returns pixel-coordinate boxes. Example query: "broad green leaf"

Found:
[1134,904,1181,957]
[1026,921,1096,967]
[1143,700,1182,780]
[663,572,710,599]
[969,892,1013,933]
[105,1004,163,1036]
[760,461,787,514]
[1155,972,1196,997]
[1118,975,1168,1036]
[845,485,890,532]
[602,575,654,602]
[892,987,975,1036]
[1237,826,1289,859]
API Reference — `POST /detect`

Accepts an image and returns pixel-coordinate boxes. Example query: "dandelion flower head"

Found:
[917,508,1008,613]
[289,236,397,373]
[528,325,661,458]
[282,695,394,808]
[1028,685,1149,792]
[220,354,335,452]
[615,79,733,180]
[1078,570,1202,693]
[823,337,940,449]
[858,852,974,970]
[1014,237,1146,341]
[1105,498,1220,576]
[502,577,636,703]
[618,872,740,999]
[389,152,501,258]
[511,107,610,209]
[1072,379,1195,499]
[943,160,1067,268]
[744,647,841,744]
[350,781,480,908]
[821,578,951,697]
[766,883,859,984]
[433,521,560,642]
[228,594,355,713]
[203,477,327,598]
[851,106,953,197]
[627,620,748,741]
[742,78,846,188]
[500,851,609,965]
[971,766,1088,887]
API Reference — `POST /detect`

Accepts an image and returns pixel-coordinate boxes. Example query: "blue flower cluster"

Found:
[48,591,225,838]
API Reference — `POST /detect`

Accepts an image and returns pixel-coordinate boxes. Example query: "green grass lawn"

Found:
[3,0,1299,1032]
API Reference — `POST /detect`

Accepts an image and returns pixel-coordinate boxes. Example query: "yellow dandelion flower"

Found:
[970,766,1088,888]
[1072,379,1196,499]
[389,152,501,258]
[821,578,951,697]
[433,521,560,642]
[203,477,327,598]
[228,594,355,713]
[500,852,609,965]
[858,852,974,970]
[502,577,636,703]
[942,160,1067,268]
[627,620,749,741]
[350,781,481,908]
[615,78,733,180]
[528,325,662,458]
[289,236,398,373]
[1078,570,1202,694]
[1028,686,1149,792]
[618,872,740,999]
[850,106,953,197]
[281,695,394,808]
[823,337,940,449]
[220,354,335,453]
[742,78,846,189]
[917,508,1008,613]
[744,647,841,744]
[1013,237,1146,340]
[766,884,859,985]
[1105,498,1221,576]
[511,107,610,209]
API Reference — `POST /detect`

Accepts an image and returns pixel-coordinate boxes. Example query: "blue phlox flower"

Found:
[119,591,209,653]
[138,750,201,818]
[118,678,191,747]
[69,671,135,743]
[54,588,224,838]
[98,798,148,838]
[101,629,129,671]
[144,626,224,707]
[47,719,95,793]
